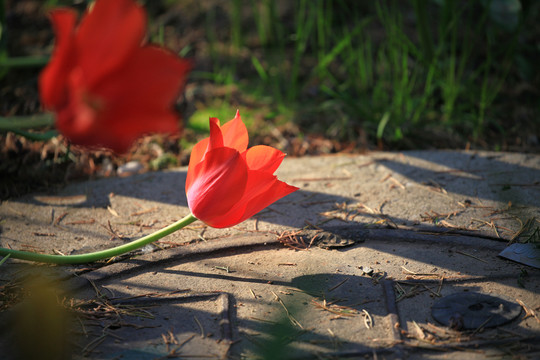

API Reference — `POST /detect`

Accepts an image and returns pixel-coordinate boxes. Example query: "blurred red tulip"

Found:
[186,111,298,228]
[39,0,191,153]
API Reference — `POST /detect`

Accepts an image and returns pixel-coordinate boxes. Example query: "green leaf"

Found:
[0,56,50,68]
[377,111,391,140]
[251,55,268,82]
[0,114,55,130]
[9,129,59,141]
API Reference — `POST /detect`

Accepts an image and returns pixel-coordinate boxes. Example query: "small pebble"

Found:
[117,161,144,177]
[359,266,374,275]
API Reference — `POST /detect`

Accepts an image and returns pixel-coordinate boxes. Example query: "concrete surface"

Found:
[1,150,539,359]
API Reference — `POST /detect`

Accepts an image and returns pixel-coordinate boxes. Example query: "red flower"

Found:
[39,0,191,153]
[186,111,298,228]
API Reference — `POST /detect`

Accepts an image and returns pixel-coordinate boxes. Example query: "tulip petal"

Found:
[39,0,191,154]
[187,148,248,223]
[185,111,298,228]
[186,137,209,190]
[56,109,180,154]
[203,170,298,228]
[39,9,78,109]
[54,67,100,144]
[76,0,146,87]
[236,178,298,225]
[91,45,190,129]
[187,117,223,189]
[221,110,248,152]
[207,117,224,151]
[200,169,273,228]
[56,45,190,153]
[243,145,286,174]
[101,46,191,109]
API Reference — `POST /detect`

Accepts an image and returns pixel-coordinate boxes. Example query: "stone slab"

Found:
[1,150,540,359]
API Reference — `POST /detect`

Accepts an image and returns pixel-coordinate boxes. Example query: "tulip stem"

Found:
[0,213,198,264]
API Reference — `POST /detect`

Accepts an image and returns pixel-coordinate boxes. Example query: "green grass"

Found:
[186,0,537,150]
[187,102,255,132]
[2,0,536,151]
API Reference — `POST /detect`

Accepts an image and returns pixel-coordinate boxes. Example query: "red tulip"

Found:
[39,0,191,153]
[186,111,298,228]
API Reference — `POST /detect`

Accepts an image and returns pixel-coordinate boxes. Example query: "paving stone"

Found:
[1,150,539,359]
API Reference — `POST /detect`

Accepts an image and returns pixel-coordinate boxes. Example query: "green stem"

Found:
[0,56,50,68]
[0,213,198,264]
[0,113,55,130]
[412,0,433,65]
